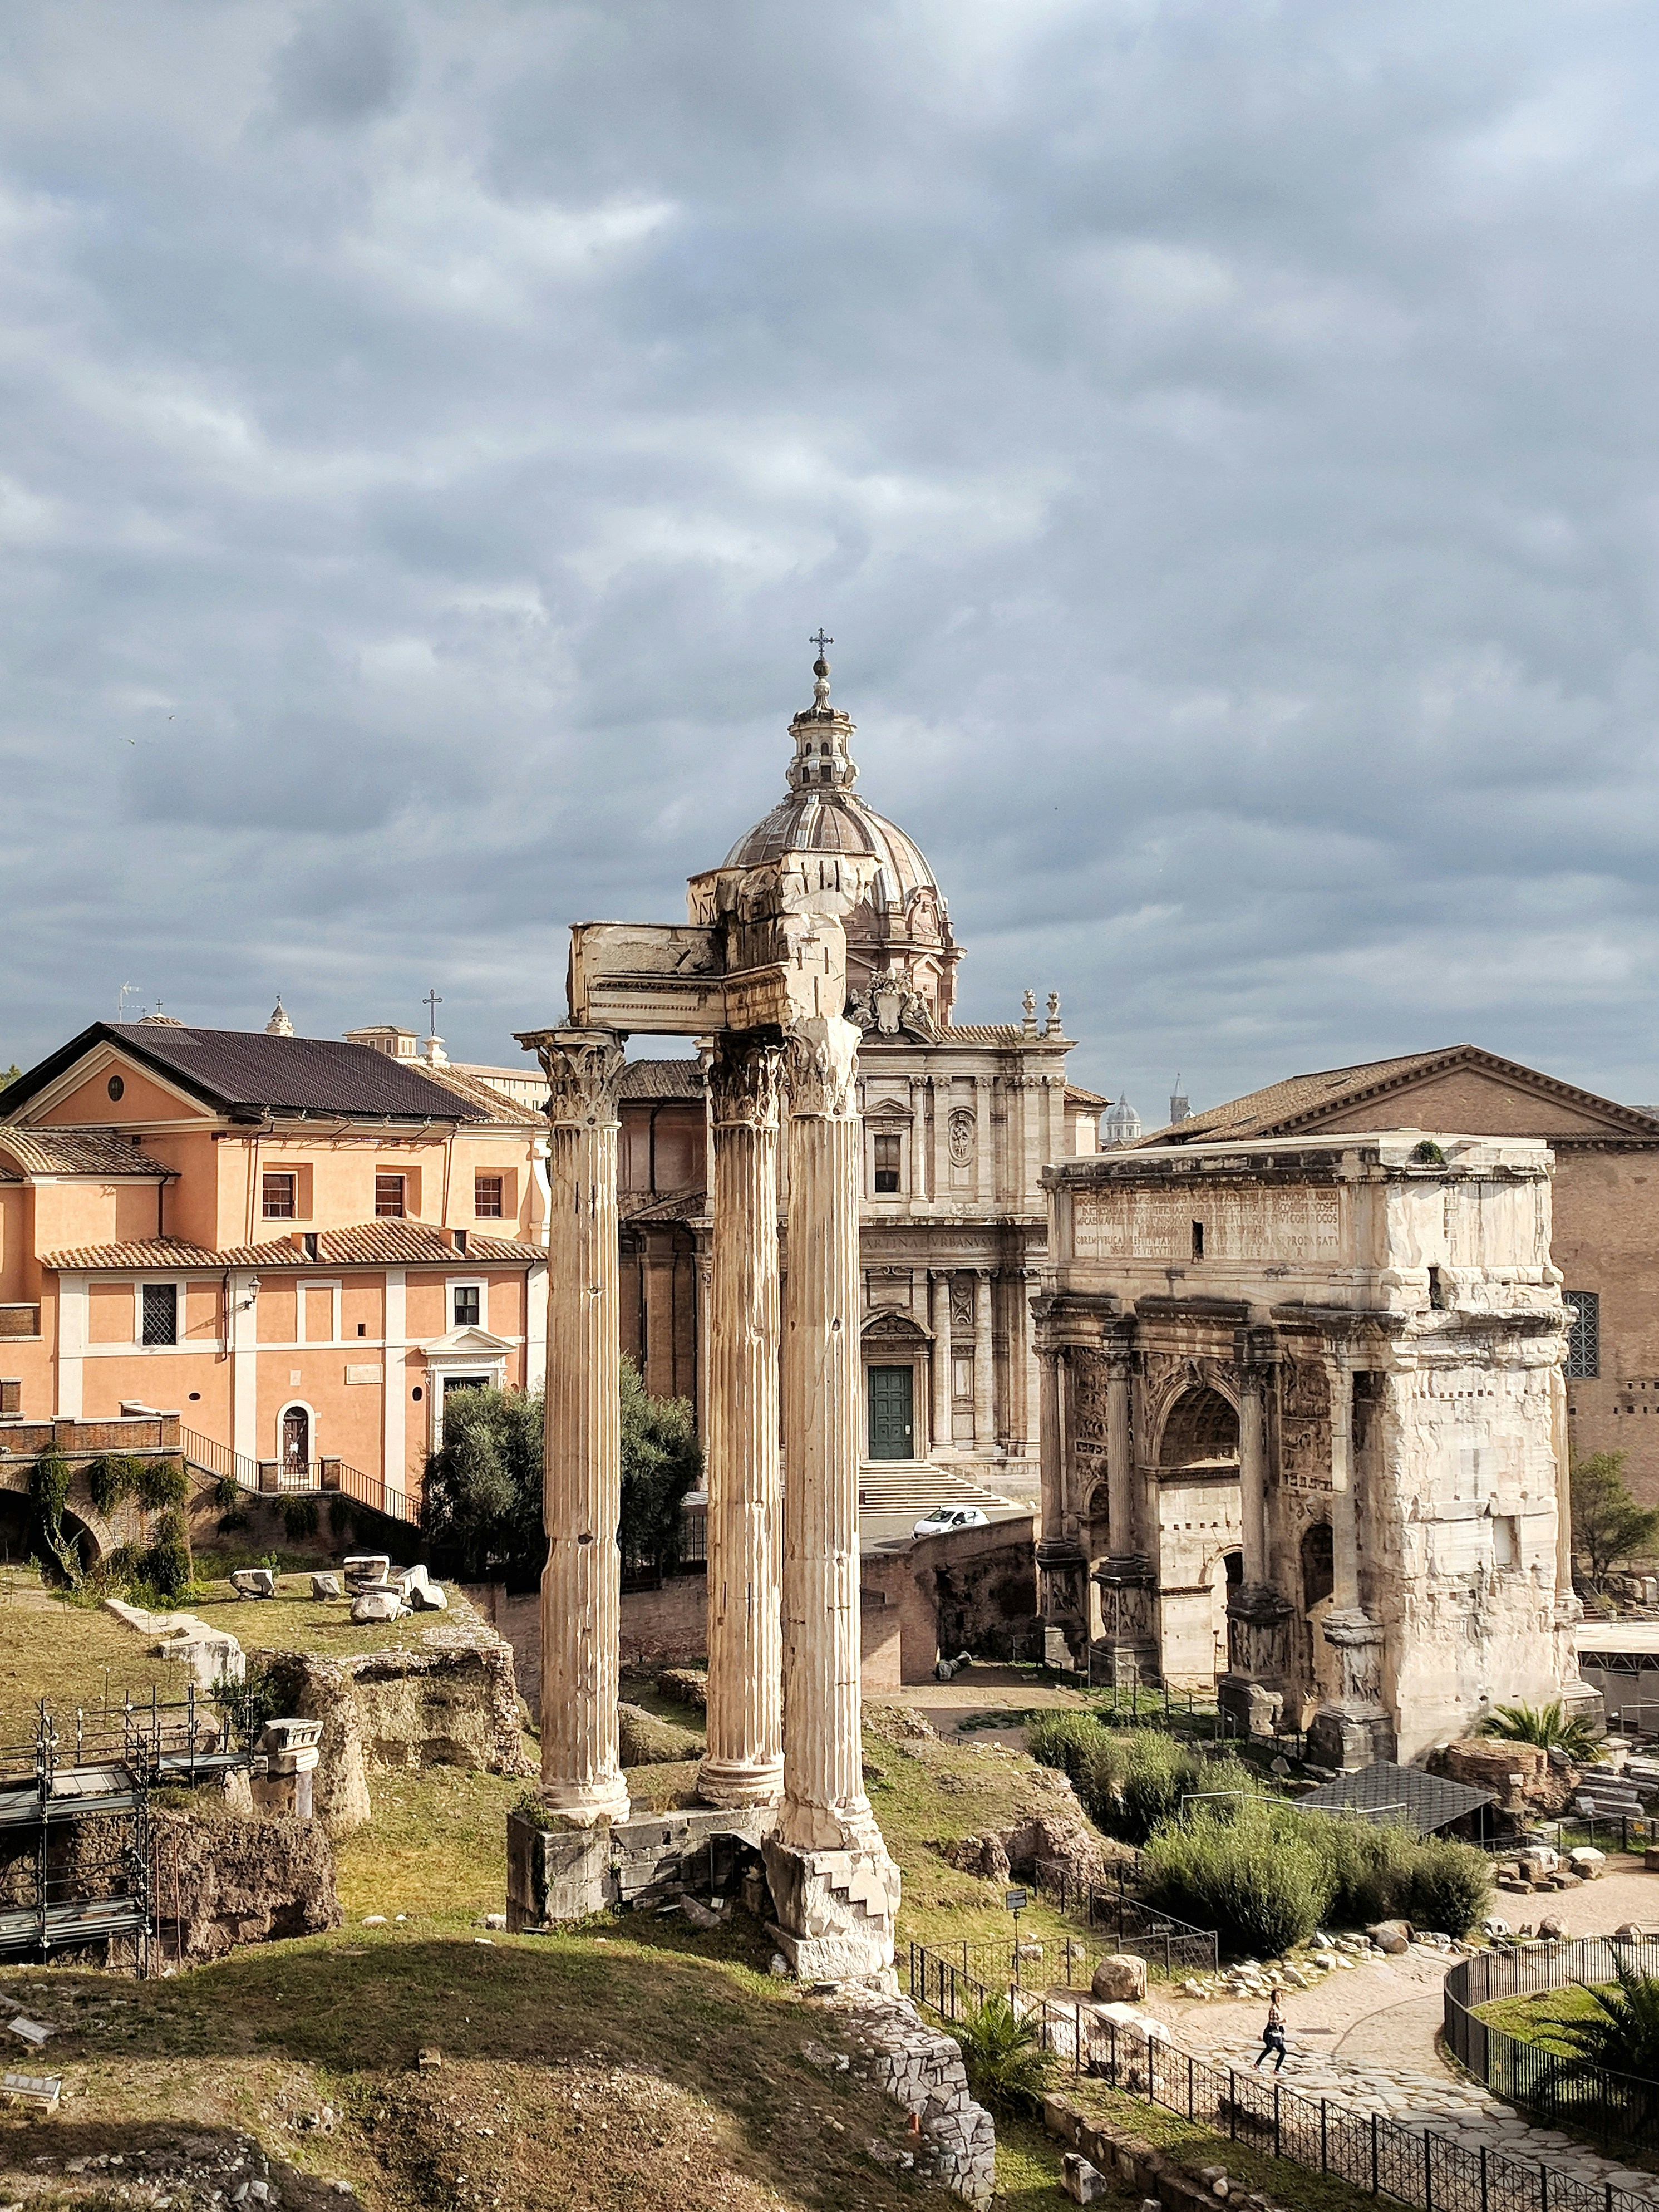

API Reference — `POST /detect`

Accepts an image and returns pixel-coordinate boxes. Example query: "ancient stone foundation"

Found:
[505,1805,771,1929]
[151,1807,341,1962]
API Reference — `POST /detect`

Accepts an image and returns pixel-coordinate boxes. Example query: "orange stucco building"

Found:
[0,1015,547,1507]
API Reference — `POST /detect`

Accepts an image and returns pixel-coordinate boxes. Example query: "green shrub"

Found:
[88,1454,139,1516]
[281,1496,319,1543]
[141,1507,193,1602]
[1026,1712,1107,1787]
[135,1457,188,1512]
[952,1995,1055,2118]
[1141,1805,1334,1956]
[214,1473,242,1513]
[28,1451,82,1584]
[1402,1835,1491,1934]
[1476,1698,1604,1764]
[327,1495,353,1539]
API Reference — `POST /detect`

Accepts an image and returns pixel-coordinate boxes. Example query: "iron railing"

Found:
[1445,1934,1659,2150]
[181,1425,415,1525]
[1023,1866,1217,1978]
[909,1940,1655,2212]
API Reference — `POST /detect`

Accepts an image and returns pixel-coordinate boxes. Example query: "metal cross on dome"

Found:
[809,628,833,660]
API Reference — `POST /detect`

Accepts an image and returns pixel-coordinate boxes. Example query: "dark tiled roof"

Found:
[0,1129,174,1178]
[1298,1762,1494,1836]
[618,1059,705,1101]
[0,1024,490,1124]
[43,1223,543,1272]
[1134,1045,1659,1149]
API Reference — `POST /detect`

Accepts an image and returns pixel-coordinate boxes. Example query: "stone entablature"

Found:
[1036,1132,1595,1766]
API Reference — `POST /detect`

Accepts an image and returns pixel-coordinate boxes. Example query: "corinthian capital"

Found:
[707,1033,785,1130]
[516,1028,626,1129]
[782,1014,860,1119]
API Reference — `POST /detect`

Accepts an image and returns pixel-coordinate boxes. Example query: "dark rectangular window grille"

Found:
[262,1171,297,1220]
[375,1173,406,1218]
[453,1285,481,1328]
[0,1380,19,1415]
[874,1134,901,1193]
[474,1173,504,1219]
[141,1282,178,1346]
[1566,1290,1599,1379]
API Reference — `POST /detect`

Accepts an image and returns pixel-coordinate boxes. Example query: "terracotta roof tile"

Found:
[0,1128,174,1178]
[413,1065,539,1123]
[41,1237,222,1271]
[43,1223,543,1272]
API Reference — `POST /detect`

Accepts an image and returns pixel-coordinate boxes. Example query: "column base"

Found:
[762,1833,900,1986]
[1304,1706,1396,1773]
[696,1755,785,1810]
[1088,1638,1160,1688]
[538,1774,632,1828]
[1217,1673,1286,1739]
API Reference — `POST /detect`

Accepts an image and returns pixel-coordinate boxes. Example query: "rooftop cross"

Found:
[424,987,444,1036]
[809,628,833,661]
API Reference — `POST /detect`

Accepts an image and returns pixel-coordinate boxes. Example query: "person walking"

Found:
[1255,1990,1288,2072]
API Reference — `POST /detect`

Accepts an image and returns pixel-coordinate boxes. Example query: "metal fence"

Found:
[909,1940,1655,2212]
[1445,1934,1659,2151]
[1477,1814,1654,1859]
[1025,1866,1218,1979]
[181,1425,415,1526]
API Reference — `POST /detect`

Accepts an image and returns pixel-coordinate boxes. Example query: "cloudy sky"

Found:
[4,1,1659,1119]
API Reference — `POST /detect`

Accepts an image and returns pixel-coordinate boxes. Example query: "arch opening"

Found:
[1158,1386,1239,1468]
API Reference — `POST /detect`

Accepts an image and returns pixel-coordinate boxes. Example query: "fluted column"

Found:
[929,1270,952,1455]
[529,1028,629,1826]
[698,1036,785,1809]
[1106,1355,1134,1555]
[1238,1370,1269,1586]
[1328,1354,1359,1610]
[972,1269,995,1450]
[776,1015,882,1854]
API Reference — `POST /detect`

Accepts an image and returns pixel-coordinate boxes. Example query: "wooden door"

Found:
[867,1365,914,1461]
[282,1405,310,1470]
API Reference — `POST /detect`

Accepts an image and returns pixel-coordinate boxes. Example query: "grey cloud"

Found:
[269,3,416,129]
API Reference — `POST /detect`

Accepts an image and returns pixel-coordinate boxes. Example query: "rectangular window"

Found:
[1191,1220,1205,1261]
[1566,1290,1600,1379]
[0,1380,19,1416]
[474,1173,504,1219]
[873,1134,901,1194]
[453,1284,481,1328]
[141,1282,178,1346]
[375,1173,406,1218]
[262,1171,297,1220]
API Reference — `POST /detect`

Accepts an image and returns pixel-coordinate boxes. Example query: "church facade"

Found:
[598,658,1104,1496]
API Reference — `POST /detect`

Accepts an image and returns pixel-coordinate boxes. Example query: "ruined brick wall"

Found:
[151,1807,341,1961]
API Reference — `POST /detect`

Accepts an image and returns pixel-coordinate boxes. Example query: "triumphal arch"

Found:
[512,653,899,1979]
[1035,1130,1599,1767]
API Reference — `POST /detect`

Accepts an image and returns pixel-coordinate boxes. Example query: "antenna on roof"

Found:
[117,982,139,1019]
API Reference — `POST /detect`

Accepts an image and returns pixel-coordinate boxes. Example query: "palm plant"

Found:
[1475,1699,1604,1764]
[1535,1962,1659,2135]
[952,1994,1055,2117]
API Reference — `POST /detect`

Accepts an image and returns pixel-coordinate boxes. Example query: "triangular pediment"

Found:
[1288,1046,1657,1143]
[423,1325,515,1356]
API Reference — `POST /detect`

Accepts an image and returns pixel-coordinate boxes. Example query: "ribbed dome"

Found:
[720,652,963,1026]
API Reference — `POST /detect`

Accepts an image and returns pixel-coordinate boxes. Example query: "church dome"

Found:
[721,650,962,1027]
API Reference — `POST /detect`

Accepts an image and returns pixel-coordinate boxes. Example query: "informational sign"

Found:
[1003,1887,1028,1913]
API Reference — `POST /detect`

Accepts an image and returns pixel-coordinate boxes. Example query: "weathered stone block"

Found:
[1090,1954,1148,2002]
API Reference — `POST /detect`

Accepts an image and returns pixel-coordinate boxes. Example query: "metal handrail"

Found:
[180,1424,415,1524]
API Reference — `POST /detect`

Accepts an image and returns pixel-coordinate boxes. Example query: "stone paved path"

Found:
[1150,1865,1659,2202]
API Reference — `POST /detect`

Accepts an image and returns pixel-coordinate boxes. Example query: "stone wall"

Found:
[151,1806,341,1961]
[833,1993,995,2206]
[859,1515,1038,1682]
[254,1619,533,1830]
[465,1576,715,1703]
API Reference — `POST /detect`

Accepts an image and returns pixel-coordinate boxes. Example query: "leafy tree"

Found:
[422,1384,545,1579]
[952,1995,1054,2117]
[1571,1451,1659,1586]
[1476,1698,1604,1764]
[421,1364,700,1581]
[618,1358,701,1577]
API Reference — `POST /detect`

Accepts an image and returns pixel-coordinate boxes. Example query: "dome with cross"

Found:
[720,646,962,1028]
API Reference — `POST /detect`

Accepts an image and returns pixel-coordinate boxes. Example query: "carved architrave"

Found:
[782,1017,859,1119]
[524,1030,627,1130]
[707,1035,785,1132]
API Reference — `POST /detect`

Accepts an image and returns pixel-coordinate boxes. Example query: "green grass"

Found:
[1476,1983,1605,2052]
[1066,2080,1392,2212]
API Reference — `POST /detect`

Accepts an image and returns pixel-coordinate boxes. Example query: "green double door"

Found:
[867,1364,915,1461]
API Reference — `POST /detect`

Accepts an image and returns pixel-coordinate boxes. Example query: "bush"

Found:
[214,1474,242,1513]
[1142,1805,1335,1957]
[952,1995,1055,2118]
[1476,1699,1604,1764]
[1401,1835,1491,1934]
[281,1496,319,1543]
[88,1454,138,1515]
[135,1457,188,1512]
[141,1507,193,1602]
[1025,1712,1106,1788]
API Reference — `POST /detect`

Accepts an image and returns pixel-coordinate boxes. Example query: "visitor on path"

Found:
[1255,1992,1287,2073]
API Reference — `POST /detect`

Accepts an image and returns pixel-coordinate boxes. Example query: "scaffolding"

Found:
[0,1687,247,1967]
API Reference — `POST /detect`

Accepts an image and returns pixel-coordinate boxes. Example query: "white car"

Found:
[912,1505,991,1538]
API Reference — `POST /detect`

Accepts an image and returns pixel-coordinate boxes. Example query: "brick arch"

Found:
[0,1458,119,1563]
